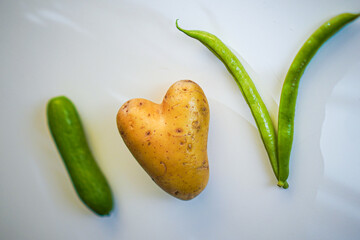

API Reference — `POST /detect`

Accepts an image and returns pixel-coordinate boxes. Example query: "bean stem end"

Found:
[277,181,289,189]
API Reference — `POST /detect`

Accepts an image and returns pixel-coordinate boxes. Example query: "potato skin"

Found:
[117,80,209,200]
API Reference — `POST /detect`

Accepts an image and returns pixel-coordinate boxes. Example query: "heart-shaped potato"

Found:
[117,80,210,200]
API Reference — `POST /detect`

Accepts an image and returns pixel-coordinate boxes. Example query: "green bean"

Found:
[277,13,360,187]
[176,20,288,188]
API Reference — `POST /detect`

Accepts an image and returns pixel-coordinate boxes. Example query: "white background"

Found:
[1,0,360,239]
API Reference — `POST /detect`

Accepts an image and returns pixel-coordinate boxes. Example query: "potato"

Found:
[117,80,210,200]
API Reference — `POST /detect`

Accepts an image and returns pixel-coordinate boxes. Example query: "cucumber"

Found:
[47,96,113,216]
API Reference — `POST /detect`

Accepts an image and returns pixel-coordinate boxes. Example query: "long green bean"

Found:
[176,20,287,187]
[277,13,360,187]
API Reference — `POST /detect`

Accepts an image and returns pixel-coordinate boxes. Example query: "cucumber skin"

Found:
[47,96,113,216]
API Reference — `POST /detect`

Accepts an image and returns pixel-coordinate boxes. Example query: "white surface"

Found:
[1,0,360,239]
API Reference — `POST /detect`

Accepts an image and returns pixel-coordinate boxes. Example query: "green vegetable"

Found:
[47,96,113,215]
[277,13,360,187]
[176,20,288,188]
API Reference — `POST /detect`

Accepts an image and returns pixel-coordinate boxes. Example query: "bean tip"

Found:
[277,180,289,189]
[175,19,188,34]
[175,19,181,30]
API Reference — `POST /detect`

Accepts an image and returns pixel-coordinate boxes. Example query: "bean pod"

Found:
[277,13,360,187]
[176,20,287,187]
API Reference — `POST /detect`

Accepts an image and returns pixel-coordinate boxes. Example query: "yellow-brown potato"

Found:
[116,80,209,200]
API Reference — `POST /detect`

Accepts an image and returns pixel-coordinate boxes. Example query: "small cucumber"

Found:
[47,96,113,216]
